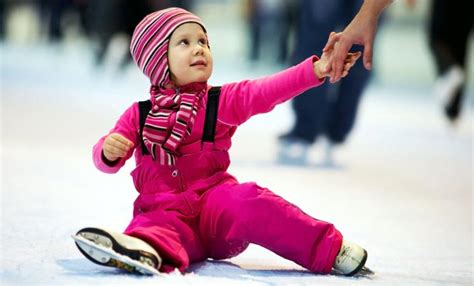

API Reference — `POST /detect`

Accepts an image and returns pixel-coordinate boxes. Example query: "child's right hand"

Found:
[103,133,134,162]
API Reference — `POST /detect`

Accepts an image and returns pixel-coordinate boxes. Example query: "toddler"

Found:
[73,7,367,276]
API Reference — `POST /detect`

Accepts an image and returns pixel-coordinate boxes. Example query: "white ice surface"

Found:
[1,30,473,286]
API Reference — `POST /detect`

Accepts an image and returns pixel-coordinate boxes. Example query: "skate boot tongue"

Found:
[333,240,368,276]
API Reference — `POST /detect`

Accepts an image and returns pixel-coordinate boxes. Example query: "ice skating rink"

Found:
[1,2,473,285]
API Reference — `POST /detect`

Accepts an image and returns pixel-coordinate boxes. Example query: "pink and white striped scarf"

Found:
[143,83,206,165]
[130,8,208,165]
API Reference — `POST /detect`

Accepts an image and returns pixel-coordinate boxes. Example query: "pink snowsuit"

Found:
[93,56,343,274]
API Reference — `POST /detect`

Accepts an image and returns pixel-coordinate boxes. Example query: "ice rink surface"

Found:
[1,5,473,285]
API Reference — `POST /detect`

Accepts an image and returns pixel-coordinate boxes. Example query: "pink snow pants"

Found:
[123,151,342,274]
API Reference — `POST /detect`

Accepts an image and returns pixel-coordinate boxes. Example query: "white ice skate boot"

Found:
[434,65,464,107]
[277,134,310,166]
[72,227,162,275]
[333,240,369,276]
[433,65,465,122]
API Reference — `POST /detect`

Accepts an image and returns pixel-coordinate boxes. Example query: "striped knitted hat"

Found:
[130,7,206,87]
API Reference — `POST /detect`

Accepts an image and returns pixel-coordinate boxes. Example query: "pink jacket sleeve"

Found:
[218,56,325,126]
[92,103,140,173]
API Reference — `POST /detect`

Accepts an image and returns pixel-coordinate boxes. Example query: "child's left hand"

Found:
[313,48,361,81]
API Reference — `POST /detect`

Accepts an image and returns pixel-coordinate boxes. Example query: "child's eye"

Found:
[179,39,189,45]
[199,38,207,45]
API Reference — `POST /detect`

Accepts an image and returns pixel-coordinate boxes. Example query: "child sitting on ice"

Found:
[73,7,367,276]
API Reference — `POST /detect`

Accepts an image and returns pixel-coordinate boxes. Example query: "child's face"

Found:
[168,23,213,87]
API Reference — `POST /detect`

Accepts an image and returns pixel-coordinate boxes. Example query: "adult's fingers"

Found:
[362,40,373,70]
[330,40,351,83]
[323,32,339,52]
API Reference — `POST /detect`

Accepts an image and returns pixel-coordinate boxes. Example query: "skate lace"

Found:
[336,245,350,265]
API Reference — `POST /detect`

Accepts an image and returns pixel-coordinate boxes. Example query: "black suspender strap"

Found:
[138,100,152,155]
[137,86,221,155]
[202,86,221,143]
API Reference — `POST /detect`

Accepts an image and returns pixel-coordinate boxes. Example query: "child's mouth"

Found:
[191,60,206,67]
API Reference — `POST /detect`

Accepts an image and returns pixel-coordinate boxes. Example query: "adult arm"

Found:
[324,0,393,82]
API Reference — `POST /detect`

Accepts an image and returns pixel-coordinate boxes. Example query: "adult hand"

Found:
[323,0,392,83]
[324,17,376,83]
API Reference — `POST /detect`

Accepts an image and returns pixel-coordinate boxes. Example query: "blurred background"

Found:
[1,1,473,86]
[2,0,472,170]
[1,0,473,285]
[1,0,472,143]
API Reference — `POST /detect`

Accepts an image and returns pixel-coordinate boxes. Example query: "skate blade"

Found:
[72,235,161,276]
[357,266,375,276]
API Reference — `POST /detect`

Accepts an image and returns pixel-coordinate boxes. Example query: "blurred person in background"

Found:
[0,0,88,42]
[38,0,89,42]
[88,0,150,68]
[0,0,5,40]
[427,0,473,123]
[244,0,297,64]
[278,0,389,166]
[89,0,194,69]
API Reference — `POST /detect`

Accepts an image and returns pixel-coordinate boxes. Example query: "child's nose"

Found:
[193,45,204,56]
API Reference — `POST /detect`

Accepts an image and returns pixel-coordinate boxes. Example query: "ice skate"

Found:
[72,227,162,275]
[434,65,465,122]
[333,240,370,276]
